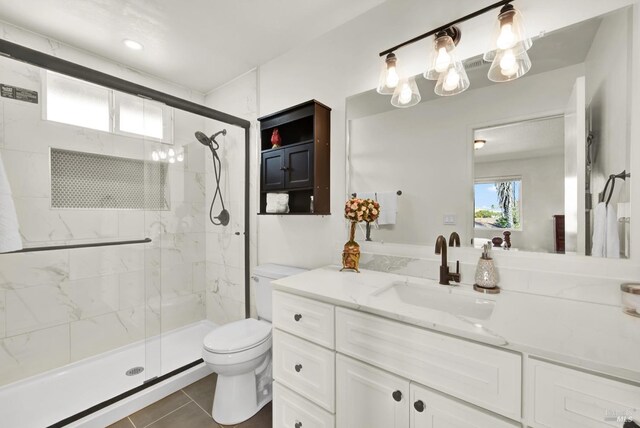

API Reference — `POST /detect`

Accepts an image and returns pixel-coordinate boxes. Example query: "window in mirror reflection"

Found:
[474,179,522,230]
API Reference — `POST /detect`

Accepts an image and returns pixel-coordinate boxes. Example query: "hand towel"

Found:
[375,191,398,225]
[266,192,289,214]
[591,202,606,257]
[606,204,620,258]
[0,152,22,253]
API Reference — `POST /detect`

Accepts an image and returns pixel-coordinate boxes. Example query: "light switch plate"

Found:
[443,214,456,225]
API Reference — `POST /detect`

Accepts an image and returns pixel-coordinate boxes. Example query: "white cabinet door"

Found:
[529,358,640,428]
[336,354,409,428]
[273,291,335,348]
[410,383,521,428]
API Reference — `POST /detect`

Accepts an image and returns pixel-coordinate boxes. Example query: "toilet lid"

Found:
[203,318,271,354]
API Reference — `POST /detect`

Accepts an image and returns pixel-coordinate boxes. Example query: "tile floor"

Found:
[108,374,271,428]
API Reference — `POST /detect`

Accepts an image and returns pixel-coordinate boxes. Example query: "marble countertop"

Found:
[272,265,640,383]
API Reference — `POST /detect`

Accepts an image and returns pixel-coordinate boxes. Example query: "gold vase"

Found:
[341,221,360,273]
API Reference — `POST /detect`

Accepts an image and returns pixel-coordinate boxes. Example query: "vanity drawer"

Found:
[273,329,336,413]
[528,358,640,428]
[411,383,521,428]
[274,382,335,428]
[273,291,335,348]
[335,308,522,420]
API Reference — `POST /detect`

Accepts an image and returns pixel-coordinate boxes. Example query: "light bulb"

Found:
[177,152,184,162]
[168,157,176,164]
[168,148,175,157]
[151,151,159,161]
[435,47,451,73]
[443,68,460,92]
[386,65,399,89]
[398,82,413,105]
[497,23,516,50]
[499,49,519,77]
[158,150,167,160]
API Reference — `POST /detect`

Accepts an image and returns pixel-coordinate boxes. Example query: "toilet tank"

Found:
[253,264,307,322]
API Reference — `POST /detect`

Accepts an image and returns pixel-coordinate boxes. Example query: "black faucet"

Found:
[435,235,461,285]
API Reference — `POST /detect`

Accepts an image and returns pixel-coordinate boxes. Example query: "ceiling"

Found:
[0,0,386,93]
[474,116,565,163]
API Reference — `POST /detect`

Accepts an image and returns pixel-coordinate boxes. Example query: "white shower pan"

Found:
[0,320,216,428]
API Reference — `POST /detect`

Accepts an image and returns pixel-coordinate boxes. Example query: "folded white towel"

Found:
[266,193,289,214]
[606,204,620,258]
[591,202,620,258]
[375,191,398,225]
[0,152,22,253]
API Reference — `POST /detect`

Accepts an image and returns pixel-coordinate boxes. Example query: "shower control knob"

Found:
[392,390,403,402]
[414,400,425,412]
[295,422,302,428]
[294,313,302,322]
[294,364,303,373]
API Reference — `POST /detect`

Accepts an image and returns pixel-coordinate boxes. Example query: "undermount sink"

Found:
[371,281,496,320]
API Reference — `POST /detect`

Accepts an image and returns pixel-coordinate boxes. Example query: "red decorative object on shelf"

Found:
[270,128,281,149]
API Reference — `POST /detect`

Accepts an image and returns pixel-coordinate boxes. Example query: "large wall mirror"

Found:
[346,6,634,259]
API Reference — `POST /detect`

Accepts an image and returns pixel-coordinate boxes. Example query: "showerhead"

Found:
[195,131,211,147]
[194,129,227,147]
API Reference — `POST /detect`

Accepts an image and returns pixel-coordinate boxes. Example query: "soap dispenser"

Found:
[474,243,500,294]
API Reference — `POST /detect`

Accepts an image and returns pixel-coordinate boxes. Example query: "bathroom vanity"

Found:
[271,266,640,428]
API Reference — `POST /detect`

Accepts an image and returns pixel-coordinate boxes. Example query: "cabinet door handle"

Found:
[280,166,289,171]
[413,400,425,412]
[392,390,402,402]
[295,422,302,428]
[294,313,302,322]
[294,364,303,373]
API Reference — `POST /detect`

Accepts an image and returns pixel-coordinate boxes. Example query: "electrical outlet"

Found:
[443,214,456,225]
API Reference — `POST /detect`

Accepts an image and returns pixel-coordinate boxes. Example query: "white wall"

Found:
[475,155,565,253]
[348,65,581,247]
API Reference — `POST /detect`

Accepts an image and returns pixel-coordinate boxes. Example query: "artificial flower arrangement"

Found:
[341,197,381,272]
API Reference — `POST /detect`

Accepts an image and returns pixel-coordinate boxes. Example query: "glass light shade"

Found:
[474,140,486,150]
[487,47,532,82]
[377,53,400,95]
[391,77,421,108]
[424,34,457,80]
[434,61,470,96]
[484,6,532,62]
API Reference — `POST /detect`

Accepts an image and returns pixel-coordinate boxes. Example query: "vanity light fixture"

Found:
[474,139,486,150]
[484,4,533,81]
[123,39,143,50]
[425,27,470,96]
[377,0,532,106]
[391,76,421,107]
[376,53,400,95]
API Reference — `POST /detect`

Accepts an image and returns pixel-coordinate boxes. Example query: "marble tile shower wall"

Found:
[0,59,208,386]
[203,122,248,325]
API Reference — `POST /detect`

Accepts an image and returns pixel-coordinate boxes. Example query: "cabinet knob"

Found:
[280,166,289,171]
[295,364,303,373]
[294,313,302,322]
[413,400,425,412]
[392,390,402,402]
[295,422,302,428]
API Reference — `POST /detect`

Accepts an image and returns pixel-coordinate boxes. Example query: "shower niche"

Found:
[258,99,331,215]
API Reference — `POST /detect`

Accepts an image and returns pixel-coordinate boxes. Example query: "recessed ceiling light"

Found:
[123,39,143,50]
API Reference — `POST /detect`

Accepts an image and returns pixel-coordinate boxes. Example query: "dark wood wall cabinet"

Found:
[258,100,331,215]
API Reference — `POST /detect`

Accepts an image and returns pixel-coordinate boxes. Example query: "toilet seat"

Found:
[204,318,271,354]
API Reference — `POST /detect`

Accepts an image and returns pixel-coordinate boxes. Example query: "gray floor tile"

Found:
[234,402,272,428]
[129,391,192,427]
[182,373,217,415]
[106,417,135,428]
[146,401,219,428]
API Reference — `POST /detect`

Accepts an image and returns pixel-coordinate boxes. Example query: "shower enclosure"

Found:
[0,40,249,427]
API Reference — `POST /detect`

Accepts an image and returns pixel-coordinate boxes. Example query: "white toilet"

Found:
[202,264,307,425]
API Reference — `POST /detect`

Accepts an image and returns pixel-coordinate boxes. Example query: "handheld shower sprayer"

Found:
[195,129,229,226]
